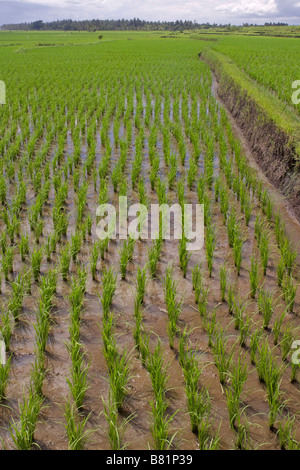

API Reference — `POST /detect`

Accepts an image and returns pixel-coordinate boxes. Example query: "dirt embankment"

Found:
[202,51,300,222]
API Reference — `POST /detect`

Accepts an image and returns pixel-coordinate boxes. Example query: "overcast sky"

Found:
[0,0,299,25]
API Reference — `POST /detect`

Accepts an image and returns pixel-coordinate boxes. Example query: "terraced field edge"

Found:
[201,47,300,221]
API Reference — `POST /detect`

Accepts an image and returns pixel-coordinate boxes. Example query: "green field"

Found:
[0,31,300,451]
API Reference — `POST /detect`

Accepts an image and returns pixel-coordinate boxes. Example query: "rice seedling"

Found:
[205,310,217,348]
[0,310,12,351]
[276,256,286,288]
[150,395,178,451]
[192,264,203,294]
[0,355,11,401]
[119,240,130,280]
[235,412,253,450]
[282,274,297,313]
[19,234,29,262]
[272,310,287,345]
[280,326,294,361]
[249,256,259,299]
[30,353,46,398]
[258,289,275,330]
[133,294,143,352]
[291,362,299,383]
[148,238,162,278]
[140,331,150,368]
[10,392,44,450]
[205,222,216,277]
[275,212,285,247]
[219,264,228,302]
[66,341,90,409]
[233,229,243,276]
[244,198,254,226]
[281,238,297,275]
[259,231,270,276]
[8,274,25,322]
[249,329,263,365]
[64,399,91,450]
[163,265,182,349]
[198,417,220,451]
[254,214,263,243]
[212,331,234,385]
[197,284,210,319]
[226,387,240,430]
[136,266,147,304]
[178,236,191,278]
[102,396,132,450]
[187,158,197,190]
[108,348,132,411]
[239,314,252,347]
[60,244,71,281]
[147,341,169,399]
[31,247,43,282]
[71,232,82,261]
[2,246,14,281]
[168,154,178,190]
[100,268,117,318]
[277,415,300,450]
[227,283,235,315]
[233,296,247,331]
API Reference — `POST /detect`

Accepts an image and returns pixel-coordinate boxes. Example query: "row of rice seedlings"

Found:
[225,354,248,431]
[146,341,178,450]
[64,268,92,450]
[178,328,220,448]
[255,339,286,429]
[9,270,58,449]
[67,302,89,408]
[163,265,183,349]
[32,270,57,395]
[101,310,131,411]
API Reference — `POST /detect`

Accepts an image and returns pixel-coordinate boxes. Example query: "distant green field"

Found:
[210,35,300,116]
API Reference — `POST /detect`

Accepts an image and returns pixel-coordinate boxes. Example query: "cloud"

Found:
[216,0,277,16]
[0,0,299,25]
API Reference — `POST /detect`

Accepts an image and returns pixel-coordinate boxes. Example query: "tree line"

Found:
[0,18,238,31]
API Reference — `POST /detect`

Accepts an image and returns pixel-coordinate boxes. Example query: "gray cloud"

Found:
[0,0,299,25]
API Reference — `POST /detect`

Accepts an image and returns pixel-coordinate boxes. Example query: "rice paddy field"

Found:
[0,31,300,451]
